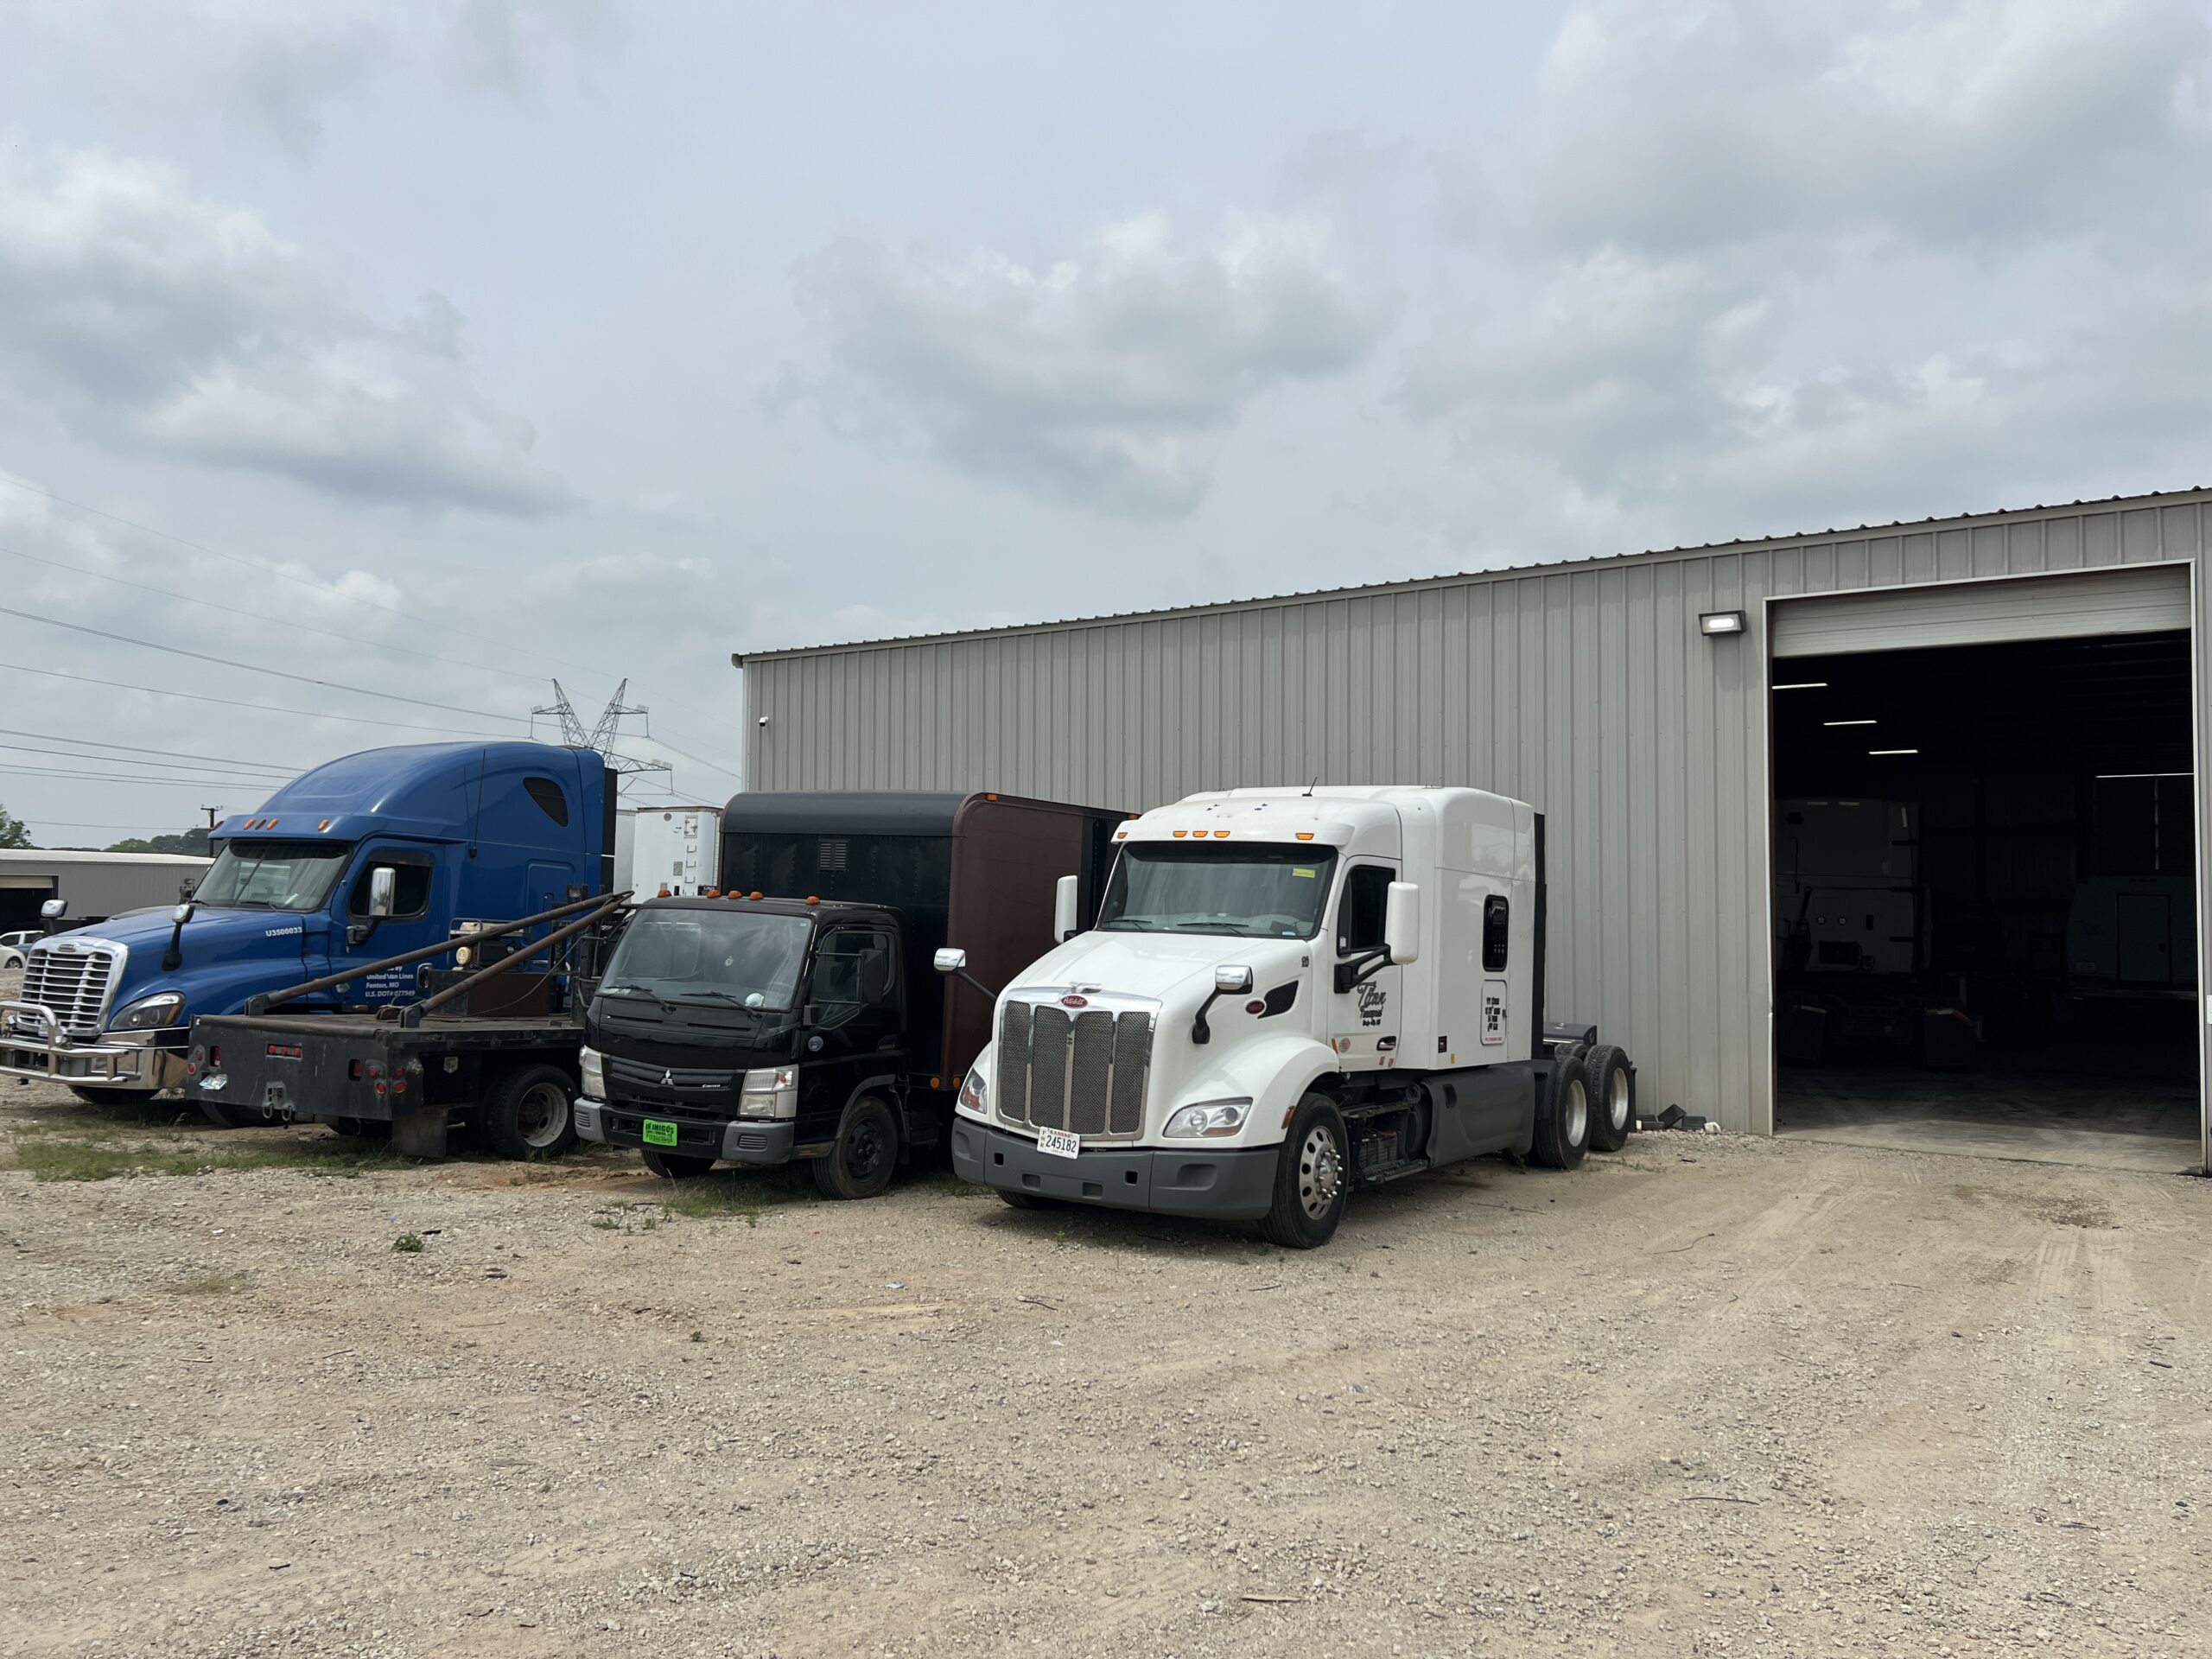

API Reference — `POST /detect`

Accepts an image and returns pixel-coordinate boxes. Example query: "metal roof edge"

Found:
[732,484,2212,664]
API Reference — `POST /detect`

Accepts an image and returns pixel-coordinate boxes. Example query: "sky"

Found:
[3,0,2209,843]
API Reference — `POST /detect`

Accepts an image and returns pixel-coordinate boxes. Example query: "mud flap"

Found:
[391,1104,449,1160]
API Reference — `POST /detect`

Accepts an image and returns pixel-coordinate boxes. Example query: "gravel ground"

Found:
[2,1042,2207,1656]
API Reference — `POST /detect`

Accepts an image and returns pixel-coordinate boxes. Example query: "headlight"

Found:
[579,1046,605,1097]
[109,993,185,1033]
[1165,1099,1251,1138]
[742,1065,798,1119]
[957,1067,988,1116]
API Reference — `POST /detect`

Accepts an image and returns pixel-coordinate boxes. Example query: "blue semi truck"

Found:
[0,741,616,1157]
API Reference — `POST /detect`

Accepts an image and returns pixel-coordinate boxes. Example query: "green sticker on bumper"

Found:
[642,1118,679,1147]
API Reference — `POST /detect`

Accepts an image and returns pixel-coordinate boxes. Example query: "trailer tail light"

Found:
[391,1075,407,1096]
[187,1045,204,1078]
[349,1059,362,1080]
[209,1044,221,1066]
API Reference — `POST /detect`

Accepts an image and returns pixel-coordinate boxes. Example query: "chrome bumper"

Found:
[0,1001,184,1091]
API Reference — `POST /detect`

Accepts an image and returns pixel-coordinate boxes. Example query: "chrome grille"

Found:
[997,999,1154,1139]
[15,940,125,1038]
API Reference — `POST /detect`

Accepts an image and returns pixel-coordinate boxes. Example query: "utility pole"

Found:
[201,805,222,830]
[532,681,672,794]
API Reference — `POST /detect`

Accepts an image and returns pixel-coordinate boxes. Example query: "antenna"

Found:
[1303,775,1319,797]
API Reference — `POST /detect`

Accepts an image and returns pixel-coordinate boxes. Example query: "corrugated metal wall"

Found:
[741,493,2212,1138]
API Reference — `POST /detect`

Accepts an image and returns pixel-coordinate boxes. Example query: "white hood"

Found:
[1009,930,1310,1016]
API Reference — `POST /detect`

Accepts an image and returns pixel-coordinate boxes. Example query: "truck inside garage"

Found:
[1769,567,2200,1171]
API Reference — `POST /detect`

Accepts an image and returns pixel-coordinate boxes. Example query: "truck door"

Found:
[319,849,444,1006]
[1329,862,1403,1070]
[796,923,906,1141]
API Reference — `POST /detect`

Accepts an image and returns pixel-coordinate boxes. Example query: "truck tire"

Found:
[484,1063,578,1160]
[812,1095,899,1200]
[998,1190,1056,1210]
[69,1086,144,1109]
[642,1147,717,1179]
[1261,1096,1350,1249]
[1582,1044,1633,1153]
[197,1096,261,1129]
[1529,1050,1590,1170]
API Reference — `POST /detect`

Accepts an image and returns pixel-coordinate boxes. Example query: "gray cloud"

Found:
[786,214,1389,517]
[1397,0,2212,550]
[0,147,568,515]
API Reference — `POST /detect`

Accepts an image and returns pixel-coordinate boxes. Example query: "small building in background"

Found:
[0,849,212,931]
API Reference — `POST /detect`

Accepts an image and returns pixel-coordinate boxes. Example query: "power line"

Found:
[0,763,278,791]
[17,818,202,833]
[0,726,302,775]
[0,741,287,785]
[0,601,532,724]
[0,662,517,741]
[632,729,742,781]
[0,469,749,776]
[0,539,556,685]
[0,470,559,674]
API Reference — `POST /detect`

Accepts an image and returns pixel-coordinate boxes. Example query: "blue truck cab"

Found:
[0,741,613,1110]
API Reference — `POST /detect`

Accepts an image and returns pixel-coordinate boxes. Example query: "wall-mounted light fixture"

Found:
[1700,610,1746,637]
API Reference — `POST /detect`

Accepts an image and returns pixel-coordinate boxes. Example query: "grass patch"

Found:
[912,1171,993,1198]
[391,1232,425,1254]
[655,1167,817,1225]
[8,1135,408,1183]
[164,1270,251,1296]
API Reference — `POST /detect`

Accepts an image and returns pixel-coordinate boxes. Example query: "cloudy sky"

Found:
[3,0,2209,842]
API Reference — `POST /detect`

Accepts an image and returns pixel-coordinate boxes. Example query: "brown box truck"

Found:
[572,791,1126,1197]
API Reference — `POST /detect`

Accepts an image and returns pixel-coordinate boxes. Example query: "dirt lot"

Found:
[2,1065,2206,1659]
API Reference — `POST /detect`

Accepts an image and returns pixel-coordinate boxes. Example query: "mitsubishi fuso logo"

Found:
[661,1069,675,1087]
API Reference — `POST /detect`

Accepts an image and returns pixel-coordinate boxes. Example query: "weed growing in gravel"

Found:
[8,1136,407,1183]
[392,1232,425,1254]
[913,1172,993,1198]
[164,1270,252,1296]
[589,1199,676,1235]
[656,1169,817,1225]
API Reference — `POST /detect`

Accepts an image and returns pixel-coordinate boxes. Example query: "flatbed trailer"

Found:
[188,1009,586,1159]
[186,891,629,1160]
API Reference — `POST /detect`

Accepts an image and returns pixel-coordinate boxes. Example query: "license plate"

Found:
[641,1118,679,1147]
[1036,1127,1080,1160]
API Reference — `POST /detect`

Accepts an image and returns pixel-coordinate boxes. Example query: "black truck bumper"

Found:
[950,1118,1279,1221]
[574,1098,798,1166]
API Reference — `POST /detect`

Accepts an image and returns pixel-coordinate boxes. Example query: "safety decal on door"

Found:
[1481,979,1507,1045]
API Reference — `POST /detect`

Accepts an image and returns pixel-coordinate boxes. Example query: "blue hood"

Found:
[63,906,314,1024]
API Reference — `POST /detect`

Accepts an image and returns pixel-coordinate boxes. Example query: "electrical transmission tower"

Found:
[533,680,674,791]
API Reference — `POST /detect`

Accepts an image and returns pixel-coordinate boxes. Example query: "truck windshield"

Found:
[1097,842,1337,938]
[193,839,353,912]
[601,909,811,1011]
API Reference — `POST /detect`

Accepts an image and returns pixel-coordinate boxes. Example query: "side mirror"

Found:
[1383,881,1421,966]
[934,947,968,976]
[1052,874,1080,942]
[368,866,397,918]
[40,899,66,921]
[171,901,194,925]
[1213,963,1255,994]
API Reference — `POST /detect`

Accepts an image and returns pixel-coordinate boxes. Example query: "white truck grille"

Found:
[14,940,126,1038]
[997,1000,1154,1138]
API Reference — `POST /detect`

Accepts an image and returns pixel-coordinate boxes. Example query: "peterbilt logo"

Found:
[1060,995,1089,1007]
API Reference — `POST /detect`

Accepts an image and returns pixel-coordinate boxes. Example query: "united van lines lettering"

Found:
[263,925,303,938]
[1355,981,1387,1027]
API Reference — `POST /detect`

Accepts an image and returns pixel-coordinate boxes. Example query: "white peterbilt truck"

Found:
[942,785,1634,1248]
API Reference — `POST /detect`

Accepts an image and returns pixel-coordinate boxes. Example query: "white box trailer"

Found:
[944,785,1635,1247]
[626,805,722,896]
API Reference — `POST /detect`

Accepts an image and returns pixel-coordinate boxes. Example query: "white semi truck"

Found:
[942,785,1633,1248]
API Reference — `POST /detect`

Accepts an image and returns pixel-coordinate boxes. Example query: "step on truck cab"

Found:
[947,785,1636,1247]
[2,742,613,1116]
[572,790,1127,1198]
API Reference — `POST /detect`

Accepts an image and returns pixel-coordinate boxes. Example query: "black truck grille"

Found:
[605,1055,738,1104]
[997,1001,1152,1138]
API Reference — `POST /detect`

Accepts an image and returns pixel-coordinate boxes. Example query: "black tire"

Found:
[484,1063,578,1160]
[1529,1050,1590,1170]
[642,1147,718,1179]
[997,1190,1054,1210]
[811,1095,899,1200]
[69,1085,145,1109]
[1260,1095,1350,1249]
[197,1096,262,1128]
[1583,1044,1633,1153]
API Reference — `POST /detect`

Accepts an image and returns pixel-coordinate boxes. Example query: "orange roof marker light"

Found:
[704,888,721,898]
[804,894,821,906]
[1172,829,1188,838]
[750,891,765,900]
[1213,830,1230,837]
[317,819,333,832]
[1295,831,1315,841]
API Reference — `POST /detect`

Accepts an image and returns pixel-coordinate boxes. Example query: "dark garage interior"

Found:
[1770,628,2201,1169]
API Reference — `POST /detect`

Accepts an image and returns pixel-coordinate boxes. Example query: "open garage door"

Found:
[1770,571,2202,1173]
[1774,565,2190,658]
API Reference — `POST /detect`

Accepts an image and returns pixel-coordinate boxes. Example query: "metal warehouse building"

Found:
[736,487,2212,1173]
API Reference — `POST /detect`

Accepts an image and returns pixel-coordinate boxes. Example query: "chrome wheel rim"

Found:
[1297,1123,1344,1219]
[1606,1069,1630,1133]
[1564,1077,1589,1146]
[518,1081,569,1148]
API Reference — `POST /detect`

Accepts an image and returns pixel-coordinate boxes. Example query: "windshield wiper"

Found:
[601,983,676,1012]
[671,988,760,1008]
[1097,919,1157,931]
